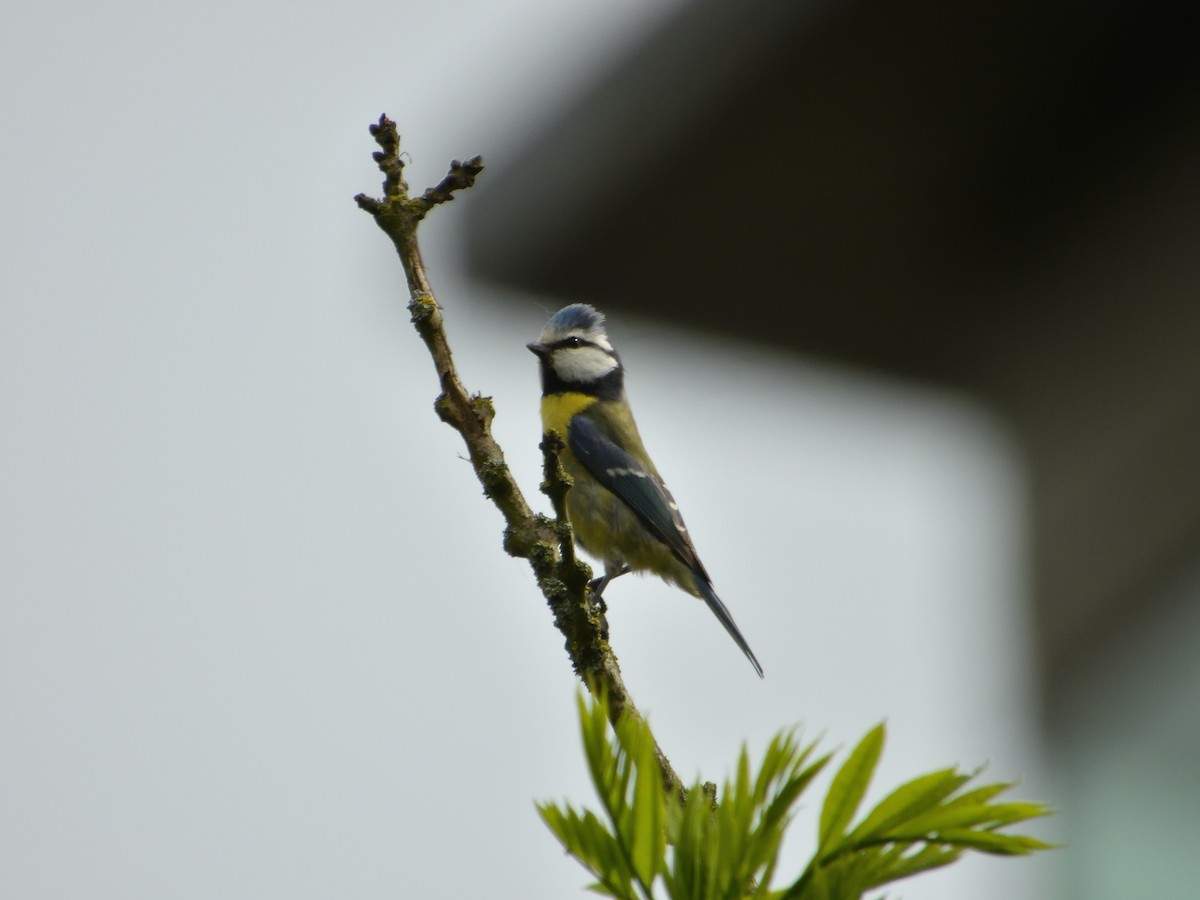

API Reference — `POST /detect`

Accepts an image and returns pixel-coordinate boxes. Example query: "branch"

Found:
[354,114,682,797]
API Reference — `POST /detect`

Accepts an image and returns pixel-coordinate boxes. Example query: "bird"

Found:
[527,303,763,678]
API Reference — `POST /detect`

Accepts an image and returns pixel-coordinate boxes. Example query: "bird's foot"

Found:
[587,566,630,641]
[588,565,631,611]
[587,576,609,615]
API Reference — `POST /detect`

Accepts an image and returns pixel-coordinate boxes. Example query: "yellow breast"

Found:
[539,392,598,438]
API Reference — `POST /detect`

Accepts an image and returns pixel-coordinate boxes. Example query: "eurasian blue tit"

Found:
[528,304,763,678]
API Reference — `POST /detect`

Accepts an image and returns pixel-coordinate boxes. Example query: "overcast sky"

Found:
[1,1,1054,897]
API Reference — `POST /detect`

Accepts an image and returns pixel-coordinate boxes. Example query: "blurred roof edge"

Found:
[466,0,835,278]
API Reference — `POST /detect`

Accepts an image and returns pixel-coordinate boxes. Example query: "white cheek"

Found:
[554,346,618,382]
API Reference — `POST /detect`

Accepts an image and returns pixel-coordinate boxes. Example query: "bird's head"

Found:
[528,303,622,391]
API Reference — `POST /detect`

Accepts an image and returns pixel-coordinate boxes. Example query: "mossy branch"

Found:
[354,115,681,797]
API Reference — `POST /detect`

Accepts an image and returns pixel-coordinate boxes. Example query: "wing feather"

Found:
[567,409,764,678]
[567,413,704,575]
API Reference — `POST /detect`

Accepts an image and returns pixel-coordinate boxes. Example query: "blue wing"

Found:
[568,412,764,678]
[566,413,703,575]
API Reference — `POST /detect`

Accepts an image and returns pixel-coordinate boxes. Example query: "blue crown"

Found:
[548,303,605,334]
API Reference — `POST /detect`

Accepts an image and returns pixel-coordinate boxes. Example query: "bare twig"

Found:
[355,115,681,796]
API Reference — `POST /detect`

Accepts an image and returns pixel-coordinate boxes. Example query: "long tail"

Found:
[695,577,764,678]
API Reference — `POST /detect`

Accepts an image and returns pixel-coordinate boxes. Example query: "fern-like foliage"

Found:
[538,692,1052,900]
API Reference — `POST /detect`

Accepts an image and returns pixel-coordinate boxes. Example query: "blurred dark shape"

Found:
[465,0,1200,718]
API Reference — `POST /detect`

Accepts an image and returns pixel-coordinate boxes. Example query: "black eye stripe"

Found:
[551,336,591,349]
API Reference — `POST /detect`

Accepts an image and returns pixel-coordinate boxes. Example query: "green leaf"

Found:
[845,768,969,845]
[803,864,833,900]
[867,842,961,887]
[664,785,722,900]
[622,713,666,888]
[760,750,830,838]
[579,692,619,820]
[546,693,1054,900]
[550,691,669,898]
[818,724,885,853]
[937,782,1010,808]
[936,828,1055,855]
[892,798,1051,838]
[537,803,637,898]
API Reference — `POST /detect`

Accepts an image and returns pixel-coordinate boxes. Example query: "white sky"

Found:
[1,1,1054,897]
